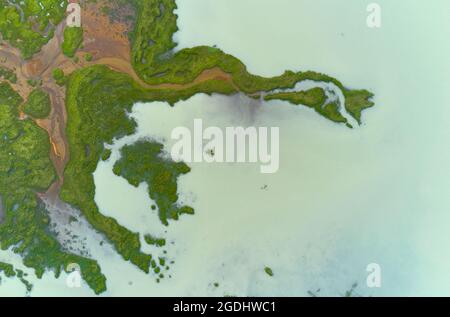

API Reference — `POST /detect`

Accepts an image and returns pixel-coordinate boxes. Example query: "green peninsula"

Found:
[62,27,83,58]
[22,88,51,119]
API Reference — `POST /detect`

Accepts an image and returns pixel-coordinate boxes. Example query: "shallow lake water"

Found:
[1,0,450,296]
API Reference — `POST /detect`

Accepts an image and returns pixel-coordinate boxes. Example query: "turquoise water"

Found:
[1,0,449,296]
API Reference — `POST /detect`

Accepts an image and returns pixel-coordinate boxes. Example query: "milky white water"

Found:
[1,0,450,296]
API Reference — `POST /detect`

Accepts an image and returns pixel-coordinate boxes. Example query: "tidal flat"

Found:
[1,0,450,296]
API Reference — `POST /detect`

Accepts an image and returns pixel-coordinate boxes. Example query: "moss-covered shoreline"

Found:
[0,0,376,295]
[0,82,106,294]
[22,88,51,119]
[129,0,374,124]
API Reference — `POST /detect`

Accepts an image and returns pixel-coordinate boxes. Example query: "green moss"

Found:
[0,66,17,83]
[264,267,274,277]
[344,283,359,297]
[128,0,373,123]
[84,53,93,62]
[52,68,66,86]
[265,88,348,124]
[60,66,153,274]
[62,27,84,58]
[130,0,300,92]
[320,102,348,124]
[60,65,240,275]
[22,88,51,119]
[0,0,68,59]
[0,261,16,277]
[114,140,193,226]
[0,263,34,292]
[56,0,375,294]
[0,82,106,295]
[27,78,42,87]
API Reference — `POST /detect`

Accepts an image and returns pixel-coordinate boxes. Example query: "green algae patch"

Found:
[84,53,93,62]
[114,140,194,226]
[27,78,42,87]
[61,66,153,274]
[62,27,84,58]
[0,263,34,292]
[344,89,375,124]
[22,88,51,119]
[264,88,327,108]
[52,68,66,86]
[60,65,239,278]
[144,234,166,247]
[0,82,106,295]
[0,66,17,83]
[265,87,327,108]
[0,0,68,59]
[264,267,274,277]
[58,0,376,292]
[0,261,16,277]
